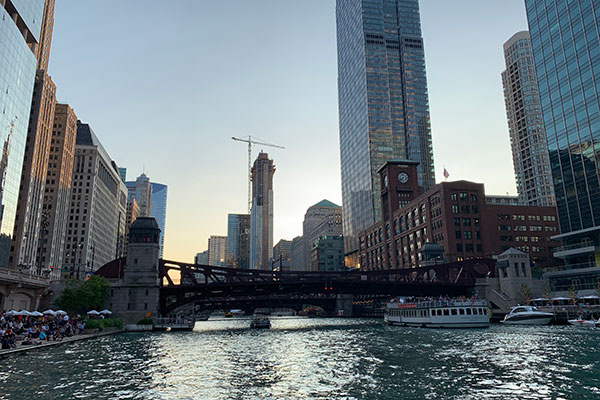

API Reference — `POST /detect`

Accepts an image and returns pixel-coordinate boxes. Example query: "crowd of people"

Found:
[0,311,86,350]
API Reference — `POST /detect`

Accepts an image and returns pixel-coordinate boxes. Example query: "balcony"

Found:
[0,267,50,289]
[553,242,600,258]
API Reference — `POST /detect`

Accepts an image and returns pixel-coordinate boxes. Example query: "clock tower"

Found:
[378,160,422,220]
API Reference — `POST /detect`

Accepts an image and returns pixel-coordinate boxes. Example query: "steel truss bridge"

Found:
[158,258,496,314]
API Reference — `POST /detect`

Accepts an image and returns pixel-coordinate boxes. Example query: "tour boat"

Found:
[384,299,490,328]
[250,315,271,329]
[501,306,553,325]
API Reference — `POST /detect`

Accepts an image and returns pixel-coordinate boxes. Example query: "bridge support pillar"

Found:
[336,294,353,317]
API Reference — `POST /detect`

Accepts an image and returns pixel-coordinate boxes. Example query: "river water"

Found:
[1,318,599,399]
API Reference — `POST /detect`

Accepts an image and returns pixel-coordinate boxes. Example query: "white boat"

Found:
[502,306,553,325]
[384,299,490,328]
[568,319,598,327]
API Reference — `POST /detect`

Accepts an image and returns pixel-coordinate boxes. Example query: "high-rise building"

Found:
[525,0,600,293]
[125,173,152,217]
[123,197,139,257]
[33,0,54,71]
[310,235,345,271]
[0,0,45,267]
[502,31,555,207]
[63,122,127,279]
[290,236,304,271]
[195,250,208,265]
[9,70,56,272]
[39,103,77,280]
[208,235,227,266]
[118,167,126,183]
[302,200,343,270]
[150,182,167,258]
[227,213,250,269]
[336,0,435,260]
[249,152,274,269]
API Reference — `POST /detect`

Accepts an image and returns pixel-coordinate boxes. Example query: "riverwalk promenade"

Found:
[0,329,124,357]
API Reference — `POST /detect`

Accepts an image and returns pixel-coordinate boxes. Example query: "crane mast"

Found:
[231,135,285,213]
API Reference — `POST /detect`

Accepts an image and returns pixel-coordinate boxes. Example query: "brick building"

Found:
[358,160,560,271]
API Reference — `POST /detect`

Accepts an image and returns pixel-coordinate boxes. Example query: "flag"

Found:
[443,168,449,179]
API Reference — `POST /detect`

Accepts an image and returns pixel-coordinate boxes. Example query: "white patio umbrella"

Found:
[18,310,32,316]
[531,298,548,302]
[583,295,600,299]
[87,310,100,315]
[552,297,571,301]
[99,310,112,315]
[56,310,67,315]
[42,309,57,316]
[5,310,17,315]
[30,311,43,317]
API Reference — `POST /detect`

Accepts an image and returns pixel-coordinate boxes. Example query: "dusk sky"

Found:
[48,1,529,262]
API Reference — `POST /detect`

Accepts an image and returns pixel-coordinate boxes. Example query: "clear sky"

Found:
[48,1,529,262]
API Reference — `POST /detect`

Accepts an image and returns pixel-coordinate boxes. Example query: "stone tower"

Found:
[113,217,161,324]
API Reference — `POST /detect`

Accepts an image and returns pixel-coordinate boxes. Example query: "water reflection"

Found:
[1,320,599,399]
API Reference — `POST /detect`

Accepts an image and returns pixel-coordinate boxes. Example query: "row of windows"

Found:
[388,307,487,318]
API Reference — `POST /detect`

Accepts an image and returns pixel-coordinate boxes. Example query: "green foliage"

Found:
[137,318,154,326]
[85,318,123,331]
[54,275,110,313]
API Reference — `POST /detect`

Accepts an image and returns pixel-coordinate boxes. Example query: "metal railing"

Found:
[554,242,598,252]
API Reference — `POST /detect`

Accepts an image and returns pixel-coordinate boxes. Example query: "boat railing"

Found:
[388,299,488,308]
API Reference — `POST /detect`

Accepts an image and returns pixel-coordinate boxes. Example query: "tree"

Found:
[54,275,109,313]
[544,282,552,301]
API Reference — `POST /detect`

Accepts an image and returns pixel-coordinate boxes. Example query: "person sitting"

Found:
[22,334,33,346]
[38,330,47,341]
[1,336,10,349]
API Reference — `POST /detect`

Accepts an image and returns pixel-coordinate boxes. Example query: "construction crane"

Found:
[232,135,285,213]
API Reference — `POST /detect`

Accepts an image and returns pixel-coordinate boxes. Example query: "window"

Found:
[455,231,462,239]
[451,194,457,201]
[465,243,474,252]
[464,231,472,240]
[454,218,460,226]
[470,194,477,202]
[452,205,459,213]
[462,218,471,226]
[456,243,463,252]
[459,192,468,201]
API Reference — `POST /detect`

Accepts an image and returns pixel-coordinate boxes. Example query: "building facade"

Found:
[0,0,45,267]
[301,200,343,271]
[290,236,304,272]
[226,213,250,269]
[208,235,227,267]
[525,0,600,293]
[249,152,274,269]
[359,161,560,271]
[150,182,167,258]
[38,103,76,280]
[10,70,56,272]
[336,0,435,259]
[63,122,127,279]
[125,173,152,217]
[310,235,345,271]
[194,250,208,265]
[502,31,555,207]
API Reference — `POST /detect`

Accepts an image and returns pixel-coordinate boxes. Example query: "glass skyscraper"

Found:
[150,183,167,258]
[502,31,555,207]
[0,0,44,267]
[336,0,435,258]
[525,0,600,292]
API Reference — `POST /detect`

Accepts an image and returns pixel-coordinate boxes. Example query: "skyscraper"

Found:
[0,0,45,267]
[227,213,250,269]
[302,200,343,270]
[150,182,167,258]
[208,235,227,267]
[126,173,152,217]
[39,103,77,280]
[249,152,274,269]
[524,0,600,292]
[502,31,555,207]
[63,122,127,279]
[336,0,435,260]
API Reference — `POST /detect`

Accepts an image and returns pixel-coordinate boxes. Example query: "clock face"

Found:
[398,172,409,184]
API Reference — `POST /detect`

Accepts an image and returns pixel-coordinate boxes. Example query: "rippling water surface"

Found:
[1,318,599,399]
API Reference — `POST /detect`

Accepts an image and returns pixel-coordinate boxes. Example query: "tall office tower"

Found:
[150,182,167,258]
[249,152,274,269]
[123,197,139,256]
[525,0,600,292]
[125,173,152,217]
[63,122,127,279]
[301,200,343,270]
[118,167,126,183]
[33,0,54,71]
[227,213,250,268]
[290,236,304,271]
[207,235,227,266]
[502,31,555,207]
[336,0,435,261]
[38,103,77,280]
[0,0,45,267]
[9,70,56,272]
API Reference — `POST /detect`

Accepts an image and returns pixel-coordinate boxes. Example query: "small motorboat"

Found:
[250,315,271,329]
[502,305,554,325]
[224,311,233,318]
[568,314,599,327]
